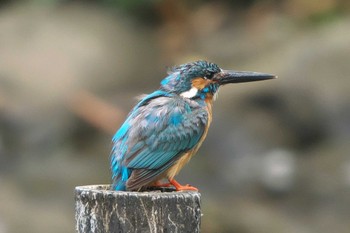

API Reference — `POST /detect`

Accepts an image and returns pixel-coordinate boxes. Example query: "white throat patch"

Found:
[180,87,198,98]
[213,87,220,100]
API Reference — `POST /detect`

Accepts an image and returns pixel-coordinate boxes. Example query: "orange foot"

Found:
[169,179,198,191]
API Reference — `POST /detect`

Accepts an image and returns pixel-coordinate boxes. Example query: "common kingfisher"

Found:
[111,60,275,191]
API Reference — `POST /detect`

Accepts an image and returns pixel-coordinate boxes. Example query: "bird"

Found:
[110,60,276,191]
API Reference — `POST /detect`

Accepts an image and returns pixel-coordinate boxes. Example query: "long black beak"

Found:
[217,70,277,85]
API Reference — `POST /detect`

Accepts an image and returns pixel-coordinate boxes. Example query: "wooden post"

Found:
[75,185,201,233]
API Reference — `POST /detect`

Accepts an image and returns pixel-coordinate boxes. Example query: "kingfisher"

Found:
[111,60,275,191]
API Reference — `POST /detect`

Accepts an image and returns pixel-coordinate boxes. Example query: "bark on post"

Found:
[75,185,201,233]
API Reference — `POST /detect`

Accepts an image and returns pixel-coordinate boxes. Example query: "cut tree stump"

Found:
[75,185,201,233]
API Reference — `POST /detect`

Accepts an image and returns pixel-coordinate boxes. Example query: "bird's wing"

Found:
[126,105,207,169]
[112,92,208,189]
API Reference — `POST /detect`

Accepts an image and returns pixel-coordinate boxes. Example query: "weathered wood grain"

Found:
[75,185,201,233]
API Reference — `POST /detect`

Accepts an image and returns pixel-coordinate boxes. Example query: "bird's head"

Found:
[160,60,276,100]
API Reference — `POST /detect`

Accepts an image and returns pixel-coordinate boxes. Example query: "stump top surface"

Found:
[75,185,201,198]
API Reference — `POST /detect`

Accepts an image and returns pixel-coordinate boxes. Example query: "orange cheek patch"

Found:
[192,77,212,89]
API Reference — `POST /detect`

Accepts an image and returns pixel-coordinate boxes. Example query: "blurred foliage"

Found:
[3,0,347,24]
[307,7,344,25]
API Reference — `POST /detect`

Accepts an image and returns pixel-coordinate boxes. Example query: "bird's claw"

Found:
[176,184,198,191]
[169,179,199,192]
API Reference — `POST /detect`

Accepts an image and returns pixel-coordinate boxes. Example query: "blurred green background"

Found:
[0,0,350,232]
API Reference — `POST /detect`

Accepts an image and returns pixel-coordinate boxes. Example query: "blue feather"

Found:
[113,121,130,142]
[160,78,169,86]
[169,112,183,125]
[121,166,130,181]
[116,182,126,191]
[136,90,170,107]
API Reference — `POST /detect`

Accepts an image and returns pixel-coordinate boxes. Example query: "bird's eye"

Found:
[205,72,215,80]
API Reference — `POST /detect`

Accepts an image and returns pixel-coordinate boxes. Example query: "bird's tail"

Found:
[111,153,131,191]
